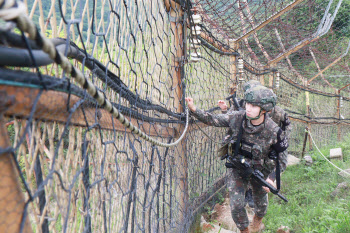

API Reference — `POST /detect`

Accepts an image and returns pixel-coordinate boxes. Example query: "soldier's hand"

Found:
[262,178,276,193]
[218,100,228,111]
[185,97,196,112]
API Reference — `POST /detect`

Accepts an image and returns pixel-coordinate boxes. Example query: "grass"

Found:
[264,135,350,233]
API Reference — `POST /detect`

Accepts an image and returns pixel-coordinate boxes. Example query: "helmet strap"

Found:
[246,109,262,120]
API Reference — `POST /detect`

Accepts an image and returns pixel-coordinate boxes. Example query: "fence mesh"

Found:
[0,0,349,232]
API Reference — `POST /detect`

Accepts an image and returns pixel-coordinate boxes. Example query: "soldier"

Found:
[219,81,263,209]
[219,81,291,208]
[185,86,288,233]
[218,80,262,146]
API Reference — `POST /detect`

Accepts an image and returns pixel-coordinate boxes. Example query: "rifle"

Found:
[226,92,244,111]
[222,155,288,202]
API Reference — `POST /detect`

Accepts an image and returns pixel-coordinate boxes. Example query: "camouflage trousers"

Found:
[226,168,268,230]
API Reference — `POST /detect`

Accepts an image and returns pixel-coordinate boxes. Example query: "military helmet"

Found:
[243,80,261,93]
[244,85,276,111]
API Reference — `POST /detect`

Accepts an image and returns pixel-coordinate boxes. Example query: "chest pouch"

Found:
[240,140,254,159]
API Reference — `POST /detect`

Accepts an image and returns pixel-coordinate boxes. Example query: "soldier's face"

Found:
[246,103,261,118]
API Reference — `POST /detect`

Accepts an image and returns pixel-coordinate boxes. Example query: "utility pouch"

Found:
[217,142,229,158]
[217,140,235,158]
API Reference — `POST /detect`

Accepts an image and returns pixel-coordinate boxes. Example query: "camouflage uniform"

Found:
[268,105,292,179]
[222,86,291,176]
[191,109,288,230]
[270,106,292,142]
[221,101,242,144]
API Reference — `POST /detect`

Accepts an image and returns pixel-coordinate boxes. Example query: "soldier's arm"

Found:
[272,128,289,153]
[268,151,288,181]
[267,126,289,180]
[186,97,232,127]
[192,109,231,127]
[282,113,292,140]
[226,104,237,114]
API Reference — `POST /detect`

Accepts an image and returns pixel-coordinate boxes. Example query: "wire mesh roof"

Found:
[194,0,350,91]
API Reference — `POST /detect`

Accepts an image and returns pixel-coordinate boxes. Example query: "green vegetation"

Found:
[189,134,350,233]
[264,134,350,232]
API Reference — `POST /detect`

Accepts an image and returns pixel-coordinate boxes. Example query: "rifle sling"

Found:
[276,153,281,191]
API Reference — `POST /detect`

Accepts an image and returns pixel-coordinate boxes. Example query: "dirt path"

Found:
[200,196,254,233]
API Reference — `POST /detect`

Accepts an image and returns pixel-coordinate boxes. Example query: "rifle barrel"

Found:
[252,170,288,202]
[277,193,288,202]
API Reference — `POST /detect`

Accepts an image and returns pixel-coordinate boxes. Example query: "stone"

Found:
[330,182,349,197]
[200,197,254,233]
[338,169,350,178]
[287,154,300,166]
[277,225,290,233]
[304,155,313,166]
[200,214,236,233]
[330,148,343,160]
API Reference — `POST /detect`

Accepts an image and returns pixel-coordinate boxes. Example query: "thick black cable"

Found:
[0,31,185,118]
[0,68,187,123]
[198,36,240,56]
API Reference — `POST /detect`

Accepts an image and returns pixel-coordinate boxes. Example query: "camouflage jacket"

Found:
[192,109,287,177]
[222,105,291,169]
[223,105,291,139]
[269,106,292,140]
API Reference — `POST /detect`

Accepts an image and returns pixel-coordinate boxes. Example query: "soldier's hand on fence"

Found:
[185,97,196,112]
[218,100,227,111]
[262,178,276,193]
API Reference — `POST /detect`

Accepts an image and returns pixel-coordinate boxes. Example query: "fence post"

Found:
[336,89,341,141]
[305,91,312,150]
[0,91,32,233]
[169,1,188,225]
[259,73,265,86]
[301,127,309,158]
[230,41,238,95]
[268,66,275,88]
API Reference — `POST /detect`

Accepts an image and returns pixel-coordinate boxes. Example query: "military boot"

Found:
[240,227,250,233]
[249,215,265,233]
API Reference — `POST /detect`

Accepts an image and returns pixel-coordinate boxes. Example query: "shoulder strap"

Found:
[234,115,246,158]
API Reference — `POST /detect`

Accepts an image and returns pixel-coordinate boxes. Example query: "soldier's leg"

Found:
[249,179,268,232]
[250,179,268,217]
[245,188,255,208]
[227,168,249,230]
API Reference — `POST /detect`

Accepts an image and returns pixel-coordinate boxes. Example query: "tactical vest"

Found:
[226,112,280,176]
